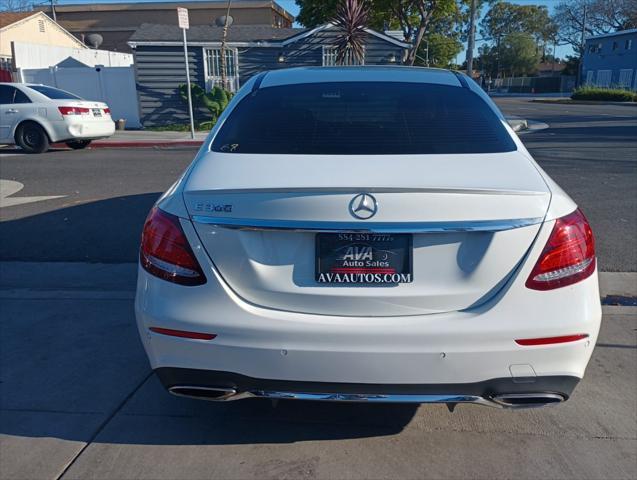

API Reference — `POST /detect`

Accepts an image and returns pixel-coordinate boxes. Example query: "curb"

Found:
[89,140,204,148]
[518,119,549,134]
[531,99,637,107]
[507,119,528,132]
[599,272,637,298]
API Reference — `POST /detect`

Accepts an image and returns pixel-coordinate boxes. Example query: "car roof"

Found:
[0,83,43,87]
[259,66,463,89]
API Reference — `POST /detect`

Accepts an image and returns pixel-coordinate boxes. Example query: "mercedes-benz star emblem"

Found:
[349,193,378,220]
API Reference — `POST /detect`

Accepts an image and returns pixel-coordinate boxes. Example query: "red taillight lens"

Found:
[104,107,111,115]
[140,207,206,286]
[526,209,595,290]
[58,106,90,116]
[149,327,216,340]
[515,334,589,346]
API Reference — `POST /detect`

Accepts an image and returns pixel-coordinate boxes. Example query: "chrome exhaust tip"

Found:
[168,385,241,401]
[491,393,565,408]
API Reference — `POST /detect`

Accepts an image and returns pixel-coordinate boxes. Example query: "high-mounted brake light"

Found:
[526,209,595,290]
[140,207,206,286]
[58,106,90,116]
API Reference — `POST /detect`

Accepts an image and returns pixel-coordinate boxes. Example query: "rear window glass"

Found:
[211,82,516,155]
[28,85,82,100]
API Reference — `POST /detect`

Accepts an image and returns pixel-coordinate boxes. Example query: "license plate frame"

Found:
[92,108,102,117]
[315,233,413,284]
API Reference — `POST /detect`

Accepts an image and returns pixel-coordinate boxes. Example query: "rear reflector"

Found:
[526,209,595,290]
[58,106,90,116]
[515,334,589,346]
[150,327,216,340]
[140,207,206,286]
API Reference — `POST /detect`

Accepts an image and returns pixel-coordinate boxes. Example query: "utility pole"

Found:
[466,0,477,77]
[425,40,429,67]
[50,0,57,22]
[578,4,587,86]
[219,0,232,91]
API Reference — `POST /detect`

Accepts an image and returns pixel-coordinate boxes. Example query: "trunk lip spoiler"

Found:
[190,216,543,233]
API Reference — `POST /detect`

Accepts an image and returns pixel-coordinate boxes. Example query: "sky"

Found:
[49,0,574,63]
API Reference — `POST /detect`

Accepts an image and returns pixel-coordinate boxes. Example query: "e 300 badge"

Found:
[193,202,233,213]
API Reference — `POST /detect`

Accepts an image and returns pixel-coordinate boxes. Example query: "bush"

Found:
[178,84,234,125]
[571,86,637,102]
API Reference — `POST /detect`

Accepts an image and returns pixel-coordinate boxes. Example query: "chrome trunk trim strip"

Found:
[190,216,542,233]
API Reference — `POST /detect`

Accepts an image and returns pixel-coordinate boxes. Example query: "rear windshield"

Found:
[211,82,516,155]
[28,85,82,100]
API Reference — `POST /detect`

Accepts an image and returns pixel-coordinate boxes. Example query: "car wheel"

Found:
[16,122,50,154]
[66,140,92,150]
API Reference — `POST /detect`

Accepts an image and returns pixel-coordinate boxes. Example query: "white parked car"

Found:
[135,67,601,409]
[0,83,115,153]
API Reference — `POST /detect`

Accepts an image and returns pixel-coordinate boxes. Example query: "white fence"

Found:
[21,66,141,128]
[12,42,133,69]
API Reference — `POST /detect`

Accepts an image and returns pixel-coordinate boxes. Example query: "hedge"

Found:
[571,86,637,102]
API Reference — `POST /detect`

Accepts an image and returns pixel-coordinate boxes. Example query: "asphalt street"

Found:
[496,98,637,272]
[0,98,636,479]
[1,98,636,270]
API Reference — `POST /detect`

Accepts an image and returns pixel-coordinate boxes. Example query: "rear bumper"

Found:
[156,367,579,408]
[135,220,602,399]
[49,118,115,142]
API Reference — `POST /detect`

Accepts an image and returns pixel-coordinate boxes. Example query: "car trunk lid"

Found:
[184,151,550,316]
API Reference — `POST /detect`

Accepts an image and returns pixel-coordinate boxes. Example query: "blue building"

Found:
[582,29,637,90]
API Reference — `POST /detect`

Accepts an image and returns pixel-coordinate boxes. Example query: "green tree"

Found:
[498,32,542,76]
[295,0,466,65]
[476,43,498,77]
[415,33,463,68]
[561,55,580,76]
[480,1,556,59]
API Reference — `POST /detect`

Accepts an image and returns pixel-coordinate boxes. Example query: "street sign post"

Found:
[178,7,195,139]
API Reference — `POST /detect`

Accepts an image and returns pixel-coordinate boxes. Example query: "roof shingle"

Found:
[129,23,304,43]
[0,11,38,29]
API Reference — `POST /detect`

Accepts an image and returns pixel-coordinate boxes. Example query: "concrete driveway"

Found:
[1,263,635,480]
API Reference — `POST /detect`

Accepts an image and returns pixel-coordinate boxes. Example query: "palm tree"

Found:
[331,0,369,65]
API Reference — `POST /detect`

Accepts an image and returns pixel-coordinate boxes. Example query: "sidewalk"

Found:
[91,130,207,148]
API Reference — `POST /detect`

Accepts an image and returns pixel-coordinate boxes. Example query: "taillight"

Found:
[104,107,111,115]
[58,106,90,116]
[140,207,206,286]
[526,209,595,290]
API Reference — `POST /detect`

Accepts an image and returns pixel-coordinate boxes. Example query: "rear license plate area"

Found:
[316,233,413,284]
[92,108,102,117]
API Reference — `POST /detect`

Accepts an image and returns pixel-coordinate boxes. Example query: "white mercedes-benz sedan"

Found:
[135,67,601,409]
[0,83,114,153]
